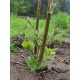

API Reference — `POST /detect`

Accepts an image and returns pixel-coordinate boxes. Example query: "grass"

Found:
[10,15,35,39]
[10,12,70,45]
[10,15,55,41]
[51,12,70,29]
[11,15,45,39]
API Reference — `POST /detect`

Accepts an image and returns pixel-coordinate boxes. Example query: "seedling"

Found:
[25,47,57,73]
[21,0,56,73]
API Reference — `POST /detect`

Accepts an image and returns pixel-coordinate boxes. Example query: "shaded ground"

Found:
[10,42,70,80]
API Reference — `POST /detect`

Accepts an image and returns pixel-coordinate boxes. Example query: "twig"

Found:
[21,54,26,58]
[10,61,26,66]
[25,19,34,29]
[59,56,69,63]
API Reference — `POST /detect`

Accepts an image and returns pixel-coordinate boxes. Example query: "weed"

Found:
[10,43,19,53]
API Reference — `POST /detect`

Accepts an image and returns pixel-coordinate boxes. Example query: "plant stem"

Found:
[38,0,53,62]
[34,0,42,54]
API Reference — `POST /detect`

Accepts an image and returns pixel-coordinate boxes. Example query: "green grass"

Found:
[10,15,35,39]
[10,15,55,41]
[10,12,70,43]
[51,12,70,29]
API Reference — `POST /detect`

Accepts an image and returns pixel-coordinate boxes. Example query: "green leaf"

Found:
[21,40,29,48]
[21,40,34,51]
[25,56,45,73]
[28,42,34,51]
[44,48,57,61]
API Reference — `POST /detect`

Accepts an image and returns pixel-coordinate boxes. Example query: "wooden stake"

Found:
[38,0,53,62]
[34,0,42,54]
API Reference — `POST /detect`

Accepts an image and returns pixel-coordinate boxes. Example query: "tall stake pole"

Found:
[38,0,54,62]
[34,0,42,54]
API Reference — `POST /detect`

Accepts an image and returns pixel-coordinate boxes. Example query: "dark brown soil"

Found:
[10,42,70,80]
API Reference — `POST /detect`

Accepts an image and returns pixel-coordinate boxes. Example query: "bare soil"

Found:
[10,42,70,80]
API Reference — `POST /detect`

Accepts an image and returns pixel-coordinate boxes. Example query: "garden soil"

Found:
[10,42,70,80]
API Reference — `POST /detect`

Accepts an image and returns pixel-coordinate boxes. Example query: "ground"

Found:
[10,42,70,80]
[10,15,70,80]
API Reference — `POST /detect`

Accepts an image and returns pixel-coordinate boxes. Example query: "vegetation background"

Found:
[10,0,70,17]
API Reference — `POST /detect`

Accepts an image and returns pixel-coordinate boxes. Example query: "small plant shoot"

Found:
[23,0,57,73]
